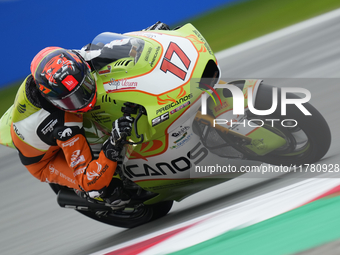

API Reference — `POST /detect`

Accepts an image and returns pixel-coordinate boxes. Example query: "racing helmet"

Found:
[31,47,97,112]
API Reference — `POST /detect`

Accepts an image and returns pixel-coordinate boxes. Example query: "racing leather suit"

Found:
[10,22,170,192]
[10,75,116,192]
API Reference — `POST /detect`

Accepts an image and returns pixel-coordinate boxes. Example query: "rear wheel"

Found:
[247,84,331,165]
[215,84,331,165]
[50,184,173,228]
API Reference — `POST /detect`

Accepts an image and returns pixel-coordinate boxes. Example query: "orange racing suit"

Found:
[10,75,116,192]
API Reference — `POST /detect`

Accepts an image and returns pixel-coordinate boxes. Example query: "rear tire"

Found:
[247,84,331,165]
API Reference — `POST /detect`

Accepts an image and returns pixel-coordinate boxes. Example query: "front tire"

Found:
[50,184,173,228]
[77,199,173,228]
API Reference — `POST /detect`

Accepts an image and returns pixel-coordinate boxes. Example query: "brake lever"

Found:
[131,105,145,144]
[121,103,145,145]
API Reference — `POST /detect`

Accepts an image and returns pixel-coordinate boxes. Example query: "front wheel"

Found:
[78,199,173,228]
[246,84,331,165]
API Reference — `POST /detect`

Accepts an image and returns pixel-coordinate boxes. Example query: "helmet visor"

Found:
[47,70,96,111]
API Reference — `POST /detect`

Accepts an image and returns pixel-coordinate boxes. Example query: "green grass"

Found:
[189,0,340,52]
[1,0,340,117]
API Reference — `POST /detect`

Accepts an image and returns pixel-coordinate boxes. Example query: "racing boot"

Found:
[75,179,131,209]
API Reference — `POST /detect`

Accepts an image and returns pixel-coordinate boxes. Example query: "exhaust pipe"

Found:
[57,189,109,211]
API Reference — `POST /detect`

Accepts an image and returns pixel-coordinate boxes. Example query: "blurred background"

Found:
[1,0,340,91]
[0,0,238,89]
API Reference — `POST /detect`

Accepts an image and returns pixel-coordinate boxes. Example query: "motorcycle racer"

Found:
[10,21,170,208]
[10,46,135,208]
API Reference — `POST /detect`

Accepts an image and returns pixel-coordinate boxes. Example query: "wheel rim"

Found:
[95,204,149,220]
[259,120,311,157]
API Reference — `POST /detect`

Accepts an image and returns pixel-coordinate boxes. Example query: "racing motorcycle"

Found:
[0,23,331,228]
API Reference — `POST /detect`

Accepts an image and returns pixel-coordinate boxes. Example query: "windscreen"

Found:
[89,32,145,72]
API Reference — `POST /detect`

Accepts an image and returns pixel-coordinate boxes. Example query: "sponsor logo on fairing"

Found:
[124,142,208,178]
[170,101,190,114]
[150,46,161,67]
[144,47,152,61]
[156,93,192,115]
[170,133,193,149]
[152,112,169,127]
[170,128,193,150]
[214,101,229,113]
[106,78,138,91]
[192,30,213,55]
[171,126,190,137]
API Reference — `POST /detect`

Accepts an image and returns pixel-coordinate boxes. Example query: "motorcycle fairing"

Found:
[82,25,283,201]
[84,24,218,156]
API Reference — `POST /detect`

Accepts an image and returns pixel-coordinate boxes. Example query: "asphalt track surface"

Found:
[0,13,339,255]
